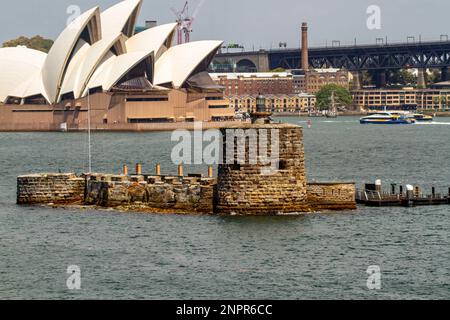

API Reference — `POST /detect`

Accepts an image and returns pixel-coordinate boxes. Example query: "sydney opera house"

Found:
[0,0,234,131]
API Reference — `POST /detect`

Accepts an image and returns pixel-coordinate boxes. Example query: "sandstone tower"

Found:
[216,123,310,215]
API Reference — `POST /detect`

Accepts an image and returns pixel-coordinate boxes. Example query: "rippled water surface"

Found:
[0,117,449,299]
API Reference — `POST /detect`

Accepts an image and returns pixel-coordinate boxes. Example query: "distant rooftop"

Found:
[211,72,292,80]
[210,69,346,80]
[431,81,450,88]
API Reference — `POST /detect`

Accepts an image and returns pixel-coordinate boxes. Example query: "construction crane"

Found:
[171,0,206,44]
[171,1,194,45]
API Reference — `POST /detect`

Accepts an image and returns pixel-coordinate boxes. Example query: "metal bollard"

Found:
[178,165,184,177]
[135,163,142,175]
[155,163,161,176]
[208,165,213,178]
[414,186,421,198]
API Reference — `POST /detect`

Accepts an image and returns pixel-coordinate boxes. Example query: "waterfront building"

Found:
[211,72,296,96]
[211,69,350,97]
[306,69,350,94]
[352,87,450,111]
[228,93,316,114]
[0,0,234,131]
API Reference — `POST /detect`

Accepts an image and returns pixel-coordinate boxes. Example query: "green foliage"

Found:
[271,67,286,72]
[361,70,373,86]
[389,69,417,86]
[428,70,441,85]
[2,35,53,53]
[316,84,352,110]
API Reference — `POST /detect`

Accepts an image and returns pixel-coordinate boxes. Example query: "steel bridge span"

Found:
[212,40,450,86]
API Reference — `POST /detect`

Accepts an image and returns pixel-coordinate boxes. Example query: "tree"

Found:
[316,84,352,110]
[361,70,373,87]
[2,35,53,53]
[428,69,441,85]
[388,69,417,86]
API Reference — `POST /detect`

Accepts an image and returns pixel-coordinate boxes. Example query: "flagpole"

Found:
[87,90,92,173]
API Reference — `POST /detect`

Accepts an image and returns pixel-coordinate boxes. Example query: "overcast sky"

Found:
[1,0,448,49]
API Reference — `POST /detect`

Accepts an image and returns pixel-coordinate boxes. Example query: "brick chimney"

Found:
[301,22,309,71]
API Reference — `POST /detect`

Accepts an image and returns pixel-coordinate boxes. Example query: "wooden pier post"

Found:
[123,163,128,176]
[155,164,161,176]
[399,186,403,196]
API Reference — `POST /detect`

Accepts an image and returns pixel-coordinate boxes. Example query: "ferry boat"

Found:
[360,112,416,125]
[388,111,433,123]
[412,113,434,122]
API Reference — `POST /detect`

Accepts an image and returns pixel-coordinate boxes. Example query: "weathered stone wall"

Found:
[17,173,85,204]
[85,174,216,214]
[307,183,357,210]
[217,124,311,215]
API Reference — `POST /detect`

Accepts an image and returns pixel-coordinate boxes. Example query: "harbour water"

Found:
[0,117,449,299]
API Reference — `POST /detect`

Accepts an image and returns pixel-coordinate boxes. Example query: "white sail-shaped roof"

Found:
[41,7,101,104]
[7,71,51,103]
[85,51,153,93]
[101,0,142,38]
[59,34,127,100]
[154,41,223,88]
[1,0,225,106]
[0,47,47,103]
[58,40,91,100]
[126,23,177,60]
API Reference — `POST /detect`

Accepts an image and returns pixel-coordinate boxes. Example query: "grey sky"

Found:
[1,0,448,49]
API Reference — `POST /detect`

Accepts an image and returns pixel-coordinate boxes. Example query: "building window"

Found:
[209,105,229,109]
[126,97,169,102]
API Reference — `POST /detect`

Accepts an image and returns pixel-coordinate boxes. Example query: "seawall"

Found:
[307,182,357,211]
[0,121,248,133]
[16,173,356,214]
[17,173,85,205]
[84,174,216,214]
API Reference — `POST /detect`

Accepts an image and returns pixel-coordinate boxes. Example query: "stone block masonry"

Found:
[85,174,216,214]
[307,183,357,211]
[17,173,85,205]
[216,123,312,215]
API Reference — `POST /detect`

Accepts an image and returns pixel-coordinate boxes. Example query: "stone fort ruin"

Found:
[17,122,356,215]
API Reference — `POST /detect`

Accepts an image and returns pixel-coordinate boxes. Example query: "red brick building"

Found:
[211,72,296,96]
